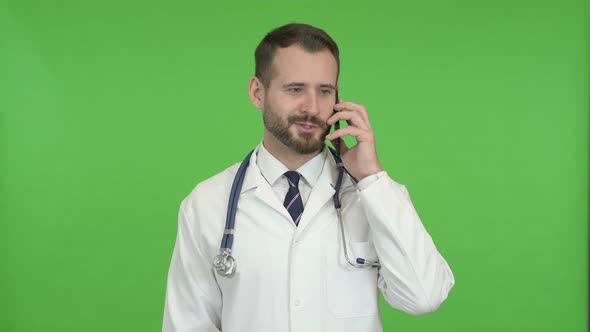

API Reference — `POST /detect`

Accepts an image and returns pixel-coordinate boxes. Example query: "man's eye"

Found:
[320,89,332,95]
[288,87,303,94]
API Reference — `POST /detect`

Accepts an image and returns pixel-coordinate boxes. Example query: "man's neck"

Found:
[262,134,322,171]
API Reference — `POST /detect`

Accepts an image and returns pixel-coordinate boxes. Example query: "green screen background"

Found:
[1,0,588,331]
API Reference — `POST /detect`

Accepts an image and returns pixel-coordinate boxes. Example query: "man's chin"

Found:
[289,137,325,155]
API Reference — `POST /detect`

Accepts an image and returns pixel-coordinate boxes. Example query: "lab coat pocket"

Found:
[326,241,379,318]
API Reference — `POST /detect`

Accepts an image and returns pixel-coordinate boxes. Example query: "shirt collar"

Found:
[257,142,328,188]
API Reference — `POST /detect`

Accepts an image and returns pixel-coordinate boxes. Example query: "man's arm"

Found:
[326,99,454,314]
[358,172,455,314]
[163,198,222,332]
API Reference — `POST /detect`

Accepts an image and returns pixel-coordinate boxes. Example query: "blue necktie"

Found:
[283,171,304,226]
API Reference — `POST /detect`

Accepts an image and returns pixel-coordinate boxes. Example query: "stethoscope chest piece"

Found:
[213,249,236,277]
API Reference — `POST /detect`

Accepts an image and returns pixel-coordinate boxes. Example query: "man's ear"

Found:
[248,76,265,110]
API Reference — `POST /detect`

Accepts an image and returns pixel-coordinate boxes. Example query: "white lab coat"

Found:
[163,145,455,332]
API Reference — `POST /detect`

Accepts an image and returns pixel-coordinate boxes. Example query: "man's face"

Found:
[262,45,338,155]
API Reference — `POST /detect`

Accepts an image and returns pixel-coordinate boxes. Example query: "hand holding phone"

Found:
[326,92,384,180]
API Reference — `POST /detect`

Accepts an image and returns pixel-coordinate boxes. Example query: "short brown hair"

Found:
[254,23,340,87]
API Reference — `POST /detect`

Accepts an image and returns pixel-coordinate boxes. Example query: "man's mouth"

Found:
[297,122,317,129]
[295,122,321,133]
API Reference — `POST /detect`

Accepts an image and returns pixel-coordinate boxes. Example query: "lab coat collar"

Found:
[241,144,333,193]
[240,145,264,194]
[256,142,327,188]
[239,143,356,234]
[240,144,356,194]
[238,144,295,223]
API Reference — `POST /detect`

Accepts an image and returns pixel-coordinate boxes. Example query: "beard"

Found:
[263,104,329,155]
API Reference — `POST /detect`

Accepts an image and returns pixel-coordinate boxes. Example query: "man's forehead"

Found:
[273,44,334,63]
[270,72,337,88]
[270,45,338,84]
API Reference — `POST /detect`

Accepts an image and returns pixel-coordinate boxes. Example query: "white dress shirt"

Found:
[257,143,381,207]
[163,144,455,332]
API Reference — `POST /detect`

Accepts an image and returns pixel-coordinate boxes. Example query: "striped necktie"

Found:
[283,171,304,226]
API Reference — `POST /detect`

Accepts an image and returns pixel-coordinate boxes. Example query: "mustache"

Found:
[287,115,327,128]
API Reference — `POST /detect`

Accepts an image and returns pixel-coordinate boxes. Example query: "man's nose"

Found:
[302,92,321,116]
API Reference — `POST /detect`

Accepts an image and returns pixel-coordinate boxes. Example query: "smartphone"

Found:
[332,90,341,156]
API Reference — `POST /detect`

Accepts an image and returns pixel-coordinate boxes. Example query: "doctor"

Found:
[163,23,454,332]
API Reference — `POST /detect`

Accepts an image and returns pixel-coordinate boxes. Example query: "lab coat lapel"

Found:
[240,149,294,223]
[254,181,294,223]
[296,154,337,234]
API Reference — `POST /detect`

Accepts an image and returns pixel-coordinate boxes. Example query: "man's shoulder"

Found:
[185,161,241,203]
[180,147,259,217]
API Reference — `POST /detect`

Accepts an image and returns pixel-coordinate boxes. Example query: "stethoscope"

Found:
[212,145,381,277]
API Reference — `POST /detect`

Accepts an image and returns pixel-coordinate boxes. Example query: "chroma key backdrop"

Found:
[1,1,587,331]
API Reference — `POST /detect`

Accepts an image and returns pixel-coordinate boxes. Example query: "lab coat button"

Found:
[294,300,301,306]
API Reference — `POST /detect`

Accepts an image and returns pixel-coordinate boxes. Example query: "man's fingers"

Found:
[327,108,369,130]
[333,101,370,126]
[325,126,370,142]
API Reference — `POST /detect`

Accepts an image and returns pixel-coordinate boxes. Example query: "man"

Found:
[163,23,454,332]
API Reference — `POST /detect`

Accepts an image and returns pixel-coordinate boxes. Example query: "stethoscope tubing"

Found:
[215,147,379,276]
[221,150,254,250]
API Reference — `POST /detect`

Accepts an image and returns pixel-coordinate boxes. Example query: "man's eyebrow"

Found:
[281,82,336,90]
[282,82,305,88]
